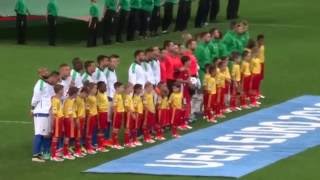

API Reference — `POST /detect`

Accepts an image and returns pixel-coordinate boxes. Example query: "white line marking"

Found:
[0,120,32,124]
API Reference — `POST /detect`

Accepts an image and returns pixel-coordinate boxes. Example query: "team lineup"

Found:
[30,20,266,163]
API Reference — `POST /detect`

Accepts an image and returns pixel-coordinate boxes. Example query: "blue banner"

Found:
[85,95,320,178]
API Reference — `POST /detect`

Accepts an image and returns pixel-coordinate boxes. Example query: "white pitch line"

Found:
[0,120,32,124]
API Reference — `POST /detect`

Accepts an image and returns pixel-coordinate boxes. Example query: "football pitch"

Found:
[0,0,320,179]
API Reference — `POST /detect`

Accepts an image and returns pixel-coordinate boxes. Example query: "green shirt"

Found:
[222,30,242,55]
[165,0,177,4]
[208,39,220,61]
[195,41,211,70]
[120,0,131,11]
[238,31,250,52]
[15,0,28,15]
[105,0,118,11]
[47,0,58,16]
[90,3,100,17]
[141,0,154,12]
[154,0,162,7]
[131,0,141,9]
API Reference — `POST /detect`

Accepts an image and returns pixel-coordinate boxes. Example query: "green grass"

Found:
[1,0,320,179]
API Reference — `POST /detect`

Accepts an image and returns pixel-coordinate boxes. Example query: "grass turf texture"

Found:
[0,0,320,179]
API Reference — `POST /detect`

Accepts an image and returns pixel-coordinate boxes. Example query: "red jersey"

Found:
[160,60,167,82]
[163,52,182,80]
[177,69,191,99]
[183,50,198,76]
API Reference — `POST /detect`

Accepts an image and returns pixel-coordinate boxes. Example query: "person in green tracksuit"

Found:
[208,28,228,63]
[140,0,154,37]
[221,22,244,56]
[127,0,141,41]
[116,0,130,42]
[87,0,100,47]
[103,0,118,44]
[150,0,162,36]
[47,0,58,46]
[14,0,30,44]
[161,0,177,33]
[195,32,212,83]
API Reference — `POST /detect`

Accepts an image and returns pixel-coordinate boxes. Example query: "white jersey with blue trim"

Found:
[81,72,95,84]
[93,67,108,84]
[151,59,161,85]
[105,68,117,98]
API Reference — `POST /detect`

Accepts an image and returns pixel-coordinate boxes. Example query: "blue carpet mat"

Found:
[85,95,320,178]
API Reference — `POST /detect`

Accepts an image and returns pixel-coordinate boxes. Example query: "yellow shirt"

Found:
[220,67,231,81]
[251,57,262,74]
[258,45,265,63]
[133,95,143,114]
[206,76,217,94]
[113,93,125,113]
[216,71,226,88]
[86,95,98,116]
[124,94,134,112]
[158,96,169,109]
[241,61,251,77]
[231,64,241,82]
[96,92,109,112]
[143,93,156,113]
[51,97,64,118]
[75,96,86,118]
[63,98,76,118]
[169,92,183,109]
[203,73,211,88]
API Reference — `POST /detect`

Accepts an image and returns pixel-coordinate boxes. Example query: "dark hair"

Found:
[97,55,108,64]
[68,86,79,96]
[145,47,153,53]
[247,39,257,49]
[133,84,143,93]
[54,84,64,93]
[200,31,210,38]
[114,82,123,89]
[163,40,173,49]
[134,50,144,58]
[59,63,69,69]
[109,54,119,59]
[172,82,181,89]
[257,34,265,40]
[72,57,82,66]
[205,63,212,70]
[80,86,89,93]
[185,38,196,48]
[49,71,60,77]
[181,56,190,65]
[209,65,216,74]
[230,51,241,61]
[84,60,94,70]
[97,81,106,90]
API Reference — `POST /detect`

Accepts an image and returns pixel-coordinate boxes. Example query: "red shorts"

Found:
[75,117,85,139]
[170,108,183,126]
[224,82,230,96]
[251,73,261,90]
[157,109,169,128]
[64,117,75,138]
[242,75,252,95]
[113,112,123,129]
[125,112,137,130]
[207,94,217,109]
[143,110,155,129]
[98,112,108,130]
[86,115,97,138]
[230,81,239,96]
[261,63,264,80]
[52,117,63,138]
[135,113,143,129]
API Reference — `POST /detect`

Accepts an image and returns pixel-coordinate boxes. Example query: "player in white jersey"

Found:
[31,69,60,162]
[93,55,109,84]
[128,50,148,86]
[144,48,156,85]
[82,60,96,84]
[151,46,161,85]
[71,57,84,89]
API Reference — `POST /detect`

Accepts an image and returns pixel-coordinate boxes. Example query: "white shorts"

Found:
[34,116,51,136]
